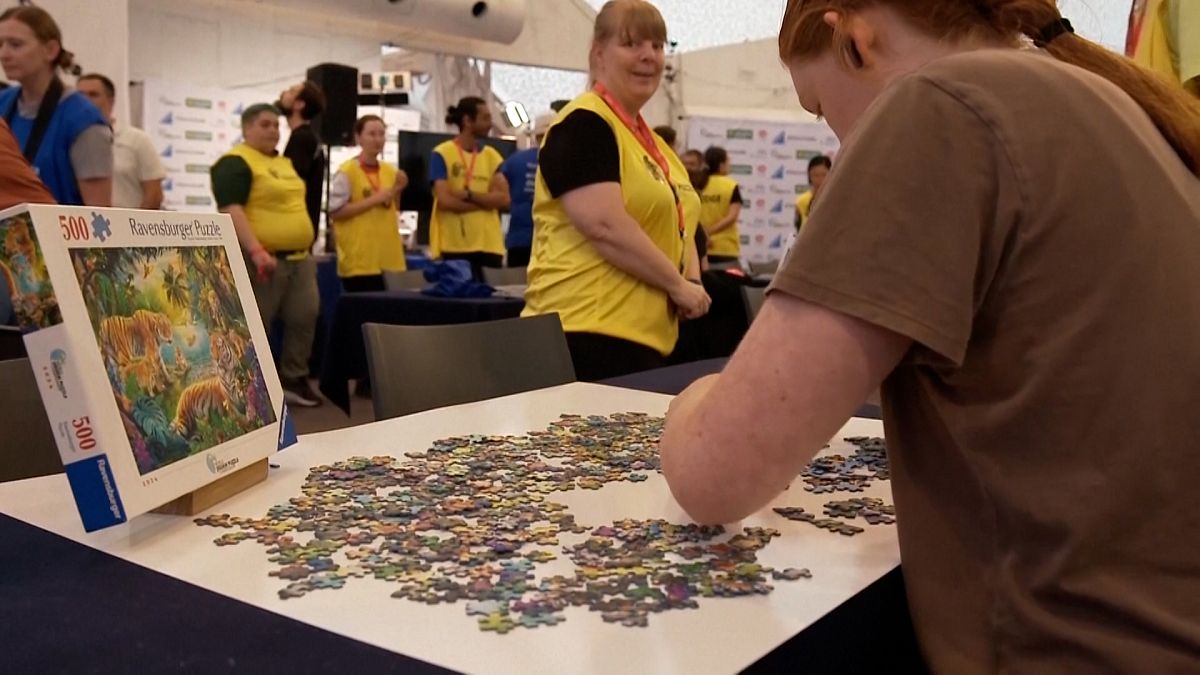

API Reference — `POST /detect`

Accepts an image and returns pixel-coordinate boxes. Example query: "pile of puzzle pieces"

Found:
[196,413,829,633]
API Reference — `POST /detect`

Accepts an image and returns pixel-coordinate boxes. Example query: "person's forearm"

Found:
[78,177,112,207]
[706,213,738,235]
[437,193,479,213]
[140,182,164,210]
[684,237,702,281]
[472,189,510,211]
[586,213,686,295]
[220,205,263,253]
[329,197,382,222]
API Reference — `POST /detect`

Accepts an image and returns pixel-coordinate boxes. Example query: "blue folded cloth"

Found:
[420,260,495,298]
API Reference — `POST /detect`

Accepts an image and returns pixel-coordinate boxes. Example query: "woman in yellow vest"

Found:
[697,146,743,265]
[328,115,409,293]
[211,103,321,407]
[795,155,832,231]
[1128,0,1198,95]
[429,96,511,280]
[523,0,710,381]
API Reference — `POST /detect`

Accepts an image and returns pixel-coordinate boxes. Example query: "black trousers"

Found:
[565,332,666,382]
[506,246,531,268]
[707,254,739,265]
[441,252,503,282]
[340,275,386,293]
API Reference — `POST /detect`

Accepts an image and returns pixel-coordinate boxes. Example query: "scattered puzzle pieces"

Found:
[198,416,895,633]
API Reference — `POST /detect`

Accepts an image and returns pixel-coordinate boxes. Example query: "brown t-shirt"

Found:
[772,49,1200,672]
[0,118,54,208]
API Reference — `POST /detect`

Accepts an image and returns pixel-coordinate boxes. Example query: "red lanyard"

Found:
[593,83,685,240]
[453,139,479,189]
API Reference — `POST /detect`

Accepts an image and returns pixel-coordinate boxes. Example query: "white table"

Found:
[0,383,899,674]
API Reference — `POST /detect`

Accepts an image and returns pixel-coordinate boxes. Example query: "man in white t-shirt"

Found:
[77,73,166,209]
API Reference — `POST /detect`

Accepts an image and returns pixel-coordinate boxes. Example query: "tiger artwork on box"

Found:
[70,246,275,475]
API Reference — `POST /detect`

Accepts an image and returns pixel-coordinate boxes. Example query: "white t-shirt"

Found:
[112,124,165,208]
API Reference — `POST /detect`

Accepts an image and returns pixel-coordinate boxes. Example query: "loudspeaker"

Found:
[306,63,358,146]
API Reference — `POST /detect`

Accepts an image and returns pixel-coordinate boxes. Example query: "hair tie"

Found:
[1036,18,1074,46]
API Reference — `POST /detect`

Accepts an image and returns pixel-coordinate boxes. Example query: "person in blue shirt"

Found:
[0,6,112,206]
[497,113,551,268]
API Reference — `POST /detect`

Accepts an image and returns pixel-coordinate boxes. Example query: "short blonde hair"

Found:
[593,0,667,46]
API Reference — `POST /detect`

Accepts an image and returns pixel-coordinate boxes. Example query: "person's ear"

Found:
[823,10,879,70]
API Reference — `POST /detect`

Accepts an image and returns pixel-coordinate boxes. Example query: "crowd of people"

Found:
[1,0,1198,668]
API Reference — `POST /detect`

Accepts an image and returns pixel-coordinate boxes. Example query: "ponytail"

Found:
[779,0,1200,175]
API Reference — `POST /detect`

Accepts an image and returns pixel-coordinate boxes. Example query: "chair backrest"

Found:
[482,266,527,287]
[0,325,26,361]
[741,286,766,325]
[748,259,780,276]
[382,269,428,291]
[362,314,576,421]
[0,358,63,482]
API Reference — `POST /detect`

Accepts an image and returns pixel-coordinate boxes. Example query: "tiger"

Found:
[171,376,237,438]
[124,356,169,397]
[100,309,174,379]
[208,329,246,378]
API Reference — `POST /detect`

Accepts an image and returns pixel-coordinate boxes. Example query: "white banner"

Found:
[685,116,839,263]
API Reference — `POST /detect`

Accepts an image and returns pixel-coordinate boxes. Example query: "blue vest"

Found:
[0,87,108,205]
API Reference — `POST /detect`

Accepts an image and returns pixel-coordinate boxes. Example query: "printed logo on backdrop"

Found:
[771,130,787,146]
[157,95,181,108]
[233,103,244,115]
[771,166,786,180]
[185,130,213,141]
[185,164,210,174]
[163,178,174,192]
[161,145,173,158]
[757,130,769,141]
[728,148,749,158]
[185,97,213,110]
[795,184,810,194]
[729,164,753,176]
[175,114,206,125]
[770,149,794,161]
[796,150,821,161]
[769,217,794,229]
[160,112,174,125]
[768,200,786,214]
[769,234,785,250]
[699,127,723,140]
[756,165,768,175]
[185,196,214,206]
[155,129,182,140]
[769,184,793,195]
[743,183,766,195]
[726,128,753,140]
[752,148,768,159]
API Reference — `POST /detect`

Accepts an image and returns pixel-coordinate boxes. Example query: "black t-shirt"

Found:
[283,123,326,232]
[538,110,620,198]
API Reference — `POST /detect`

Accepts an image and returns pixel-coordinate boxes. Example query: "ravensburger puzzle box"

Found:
[0,204,282,531]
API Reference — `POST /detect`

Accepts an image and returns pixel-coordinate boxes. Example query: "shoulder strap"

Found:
[5,78,66,163]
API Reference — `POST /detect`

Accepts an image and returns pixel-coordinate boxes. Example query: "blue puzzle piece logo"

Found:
[90,212,112,242]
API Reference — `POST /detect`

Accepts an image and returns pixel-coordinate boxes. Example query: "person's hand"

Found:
[670,279,711,320]
[249,247,276,282]
[394,170,409,194]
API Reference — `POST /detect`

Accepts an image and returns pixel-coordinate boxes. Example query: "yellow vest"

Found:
[223,144,313,255]
[1132,0,1198,94]
[796,191,814,223]
[429,140,505,257]
[522,92,702,356]
[700,174,740,256]
[334,158,406,277]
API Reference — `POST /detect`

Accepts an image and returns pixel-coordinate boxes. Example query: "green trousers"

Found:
[249,256,318,381]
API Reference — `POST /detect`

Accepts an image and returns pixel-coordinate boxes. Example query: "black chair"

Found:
[0,358,63,482]
[749,259,781,276]
[481,266,527,287]
[0,325,26,361]
[741,286,766,325]
[362,314,576,421]
[382,270,428,291]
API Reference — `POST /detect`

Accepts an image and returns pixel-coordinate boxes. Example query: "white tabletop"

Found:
[0,383,899,674]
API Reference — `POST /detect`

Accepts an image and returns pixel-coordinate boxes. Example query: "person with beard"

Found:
[428,96,511,280]
[278,80,327,242]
